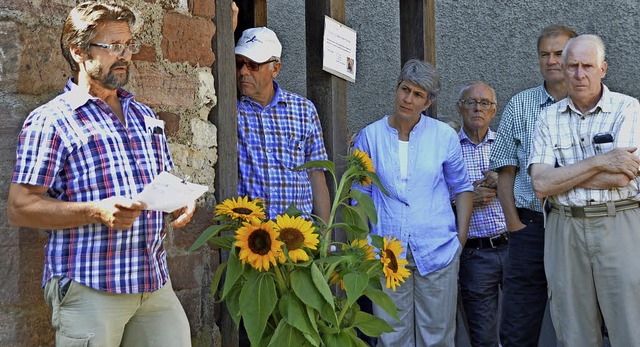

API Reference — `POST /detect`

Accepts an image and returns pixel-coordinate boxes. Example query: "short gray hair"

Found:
[457,81,497,103]
[397,59,441,98]
[562,34,606,67]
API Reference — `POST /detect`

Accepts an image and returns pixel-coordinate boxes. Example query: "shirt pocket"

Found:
[552,138,577,167]
[278,136,306,170]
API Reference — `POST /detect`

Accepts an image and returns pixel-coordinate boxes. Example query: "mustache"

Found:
[110,61,130,70]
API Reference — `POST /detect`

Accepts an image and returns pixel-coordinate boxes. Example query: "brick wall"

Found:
[0,0,222,345]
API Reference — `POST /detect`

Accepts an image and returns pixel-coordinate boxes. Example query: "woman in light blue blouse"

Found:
[353,59,474,347]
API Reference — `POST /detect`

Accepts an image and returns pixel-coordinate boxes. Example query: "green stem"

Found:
[321,168,357,258]
[337,300,351,327]
[273,265,288,294]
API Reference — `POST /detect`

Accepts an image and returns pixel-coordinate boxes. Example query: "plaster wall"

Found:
[268,0,640,132]
[436,0,640,126]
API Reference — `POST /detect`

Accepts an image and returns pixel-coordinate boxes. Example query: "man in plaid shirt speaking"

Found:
[7,2,195,346]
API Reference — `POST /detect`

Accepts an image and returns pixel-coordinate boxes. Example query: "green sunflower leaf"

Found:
[222,250,243,300]
[324,331,353,347]
[363,287,398,321]
[267,320,309,347]
[293,159,335,176]
[343,272,368,306]
[279,293,321,346]
[291,268,324,312]
[311,262,335,310]
[207,235,236,250]
[351,311,394,336]
[188,224,228,252]
[239,272,278,347]
[349,189,378,226]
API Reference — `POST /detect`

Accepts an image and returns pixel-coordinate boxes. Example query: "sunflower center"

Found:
[279,227,304,250]
[385,249,399,272]
[248,229,272,255]
[232,207,254,215]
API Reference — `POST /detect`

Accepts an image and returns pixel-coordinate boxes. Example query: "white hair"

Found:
[562,34,606,67]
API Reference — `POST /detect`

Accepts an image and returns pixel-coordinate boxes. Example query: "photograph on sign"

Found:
[322,16,357,83]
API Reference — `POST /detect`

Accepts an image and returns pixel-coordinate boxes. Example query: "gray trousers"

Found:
[374,246,461,347]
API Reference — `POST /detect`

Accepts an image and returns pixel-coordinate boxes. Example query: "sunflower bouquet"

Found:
[189,149,410,346]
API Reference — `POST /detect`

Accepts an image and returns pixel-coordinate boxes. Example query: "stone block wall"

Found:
[0,0,222,345]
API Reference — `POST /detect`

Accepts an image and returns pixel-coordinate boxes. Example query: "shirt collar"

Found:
[239,81,287,108]
[563,83,610,115]
[61,78,134,110]
[458,127,496,145]
[538,82,558,106]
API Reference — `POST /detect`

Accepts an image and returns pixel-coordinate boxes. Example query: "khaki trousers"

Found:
[44,277,190,347]
[545,207,640,347]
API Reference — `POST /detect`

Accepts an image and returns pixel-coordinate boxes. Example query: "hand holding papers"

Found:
[136,172,208,213]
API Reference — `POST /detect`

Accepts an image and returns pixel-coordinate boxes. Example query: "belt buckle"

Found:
[570,206,586,218]
[489,234,503,248]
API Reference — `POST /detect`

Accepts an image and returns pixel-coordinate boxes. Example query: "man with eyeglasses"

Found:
[7,2,194,346]
[235,27,330,222]
[489,25,577,346]
[455,82,507,347]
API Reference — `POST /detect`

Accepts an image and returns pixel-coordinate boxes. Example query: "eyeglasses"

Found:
[236,59,276,71]
[89,42,141,55]
[459,99,496,109]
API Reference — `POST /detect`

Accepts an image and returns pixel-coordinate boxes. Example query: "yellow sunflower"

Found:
[350,149,375,186]
[344,239,375,261]
[274,214,319,263]
[381,236,410,291]
[235,219,283,272]
[215,196,265,222]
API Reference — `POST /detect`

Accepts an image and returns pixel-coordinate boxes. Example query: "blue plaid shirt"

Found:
[237,82,328,219]
[354,116,473,276]
[12,79,173,294]
[459,129,506,238]
[489,84,558,212]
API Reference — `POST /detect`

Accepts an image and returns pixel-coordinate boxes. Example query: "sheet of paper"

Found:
[136,171,208,213]
[322,16,357,83]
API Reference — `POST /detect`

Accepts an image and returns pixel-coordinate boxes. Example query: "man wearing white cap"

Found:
[235,27,330,222]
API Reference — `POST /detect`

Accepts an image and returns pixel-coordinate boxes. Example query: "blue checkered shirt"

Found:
[490,84,558,212]
[459,129,506,238]
[237,82,328,220]
[12,79,173,294]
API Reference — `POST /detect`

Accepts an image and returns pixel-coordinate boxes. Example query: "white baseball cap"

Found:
[235,27,282,63]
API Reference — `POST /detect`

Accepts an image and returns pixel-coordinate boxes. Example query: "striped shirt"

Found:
[459,129,506,238]
[529,84,640,206]
[237,82,328,220]
[12,79,173,294]
[489,84,558,212]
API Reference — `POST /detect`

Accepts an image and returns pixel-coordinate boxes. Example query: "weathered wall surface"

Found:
[0,0,221,346]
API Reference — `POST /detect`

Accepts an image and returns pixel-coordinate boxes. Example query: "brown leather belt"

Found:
[550,200,640,218]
